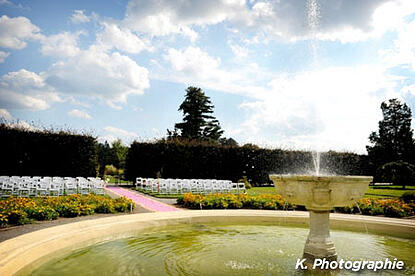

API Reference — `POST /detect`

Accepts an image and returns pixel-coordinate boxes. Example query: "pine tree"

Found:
[367,98,415,178]
[168,86,224,141]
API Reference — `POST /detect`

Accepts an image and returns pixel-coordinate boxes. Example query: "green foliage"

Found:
[0,124,97,177]
[367,99,415,178]
[105,164,119,176]
[376,161,415,189]
[0,195,135,227]
[400,191,415,203]
[238,176,252,189]
[178,194,415,218]
[125,139,369,185]
[168,86,224,141]
[97,139,128,176]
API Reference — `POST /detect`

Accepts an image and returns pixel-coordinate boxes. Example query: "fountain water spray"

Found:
[312,151,321,176]
[307,0,321,66]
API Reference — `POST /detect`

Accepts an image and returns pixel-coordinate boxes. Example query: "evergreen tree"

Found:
[168,86,224,141]
[367,98,415,178]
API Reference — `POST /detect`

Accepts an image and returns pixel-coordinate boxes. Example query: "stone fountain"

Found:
[269,174,372,266]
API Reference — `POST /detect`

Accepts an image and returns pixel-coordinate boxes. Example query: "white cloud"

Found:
[68,109,92,120]
[380,16,415,71]
[71,10,90,24]
[124,0,246,40]
[0,50,9,63]
[0,69,61,110]
[0,15,41,49]
[122,0,415,43]
[161,46,269,98]
[0,108,13,120]
[45,46,149,107]
[39,31,81,57]
[100,126,138,144]
[96,22,152,54]
[236,65,398,153]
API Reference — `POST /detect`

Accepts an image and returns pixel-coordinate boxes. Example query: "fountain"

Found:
[270,151,373,267]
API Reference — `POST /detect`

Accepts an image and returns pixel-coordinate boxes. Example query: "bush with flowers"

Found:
[177,193,415,218]
[0,194,135,227]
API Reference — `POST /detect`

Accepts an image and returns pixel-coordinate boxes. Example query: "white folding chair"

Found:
[181,179,191,194]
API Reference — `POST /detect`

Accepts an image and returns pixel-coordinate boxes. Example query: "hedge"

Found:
[0,124,98,177]
[125,140,370,185]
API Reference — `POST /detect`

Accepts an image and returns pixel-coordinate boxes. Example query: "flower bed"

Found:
[177,193,415,218]
[0,194,135,227]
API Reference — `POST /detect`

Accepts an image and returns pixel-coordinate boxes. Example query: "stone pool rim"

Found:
[1,210,414,275]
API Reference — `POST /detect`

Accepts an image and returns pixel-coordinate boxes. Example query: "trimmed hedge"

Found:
[0,124,98,177]
[125,140,370,184]
[177,193,415,218]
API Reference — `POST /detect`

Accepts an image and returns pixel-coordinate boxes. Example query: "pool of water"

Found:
[31,223,415,275]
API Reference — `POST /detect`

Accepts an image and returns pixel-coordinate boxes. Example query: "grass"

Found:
[247,187,277,196]
[364,185,415,199]
[105,175,133,184]
[249,185,415,199]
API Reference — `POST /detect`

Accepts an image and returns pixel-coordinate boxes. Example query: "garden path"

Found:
[106,186,180,212]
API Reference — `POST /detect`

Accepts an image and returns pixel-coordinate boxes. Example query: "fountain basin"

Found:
[270,174,373,265]
[269,175,372,211]
[1,210,414,275]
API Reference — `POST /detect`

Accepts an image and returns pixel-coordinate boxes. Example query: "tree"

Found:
[112,139,128,169]
[367,98,415,180]
[376,161,415,189]
[168,86,224,141]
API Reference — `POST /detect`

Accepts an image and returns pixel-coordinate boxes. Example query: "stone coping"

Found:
[0,210,414,275]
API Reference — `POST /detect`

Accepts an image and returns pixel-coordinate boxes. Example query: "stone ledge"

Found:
[0,210,414,275]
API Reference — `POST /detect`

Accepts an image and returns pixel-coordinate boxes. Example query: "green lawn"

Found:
[364,185,415,198]
[248,185,415,199]
[247,187,277,196]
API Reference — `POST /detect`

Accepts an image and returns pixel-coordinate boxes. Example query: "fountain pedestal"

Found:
[269,175,372,267]
[303,210,336,264]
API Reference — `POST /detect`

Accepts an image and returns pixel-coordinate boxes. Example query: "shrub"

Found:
[177,193,415,218]
[95,200,115,213]
[25,206,59,221]
[400,191,415,203]
[0,195,135,227]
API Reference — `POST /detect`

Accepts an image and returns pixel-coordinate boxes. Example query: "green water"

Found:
[31,223,415,275]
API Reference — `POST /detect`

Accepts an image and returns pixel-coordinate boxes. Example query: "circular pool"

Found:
[30,222,415,275]
[1,210,414,275]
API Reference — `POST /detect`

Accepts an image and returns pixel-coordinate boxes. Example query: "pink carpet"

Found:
[106,186,179,212]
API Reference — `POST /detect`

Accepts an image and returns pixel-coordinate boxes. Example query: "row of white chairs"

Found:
[0,176,106,197]
[135,177,246,195]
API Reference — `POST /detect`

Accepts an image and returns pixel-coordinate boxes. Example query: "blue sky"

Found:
[1,0,415,153]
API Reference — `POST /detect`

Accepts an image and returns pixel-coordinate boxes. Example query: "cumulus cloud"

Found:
[122,0,415,43]
[0,108,13,120]
[99,126,138,144]
[39,31,81,57]
[95,22,153,54]
[0,50,9,63]
[124,0,246,40]
[45,46,149,107]
[235,65,399,152]
[68,109,92,120]
[162,46,269,98]
[0,15,41,49]
[71,10,90,24]
[0,69,61,110]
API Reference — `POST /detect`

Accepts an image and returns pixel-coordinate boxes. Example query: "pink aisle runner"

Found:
[106,186,179,212]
